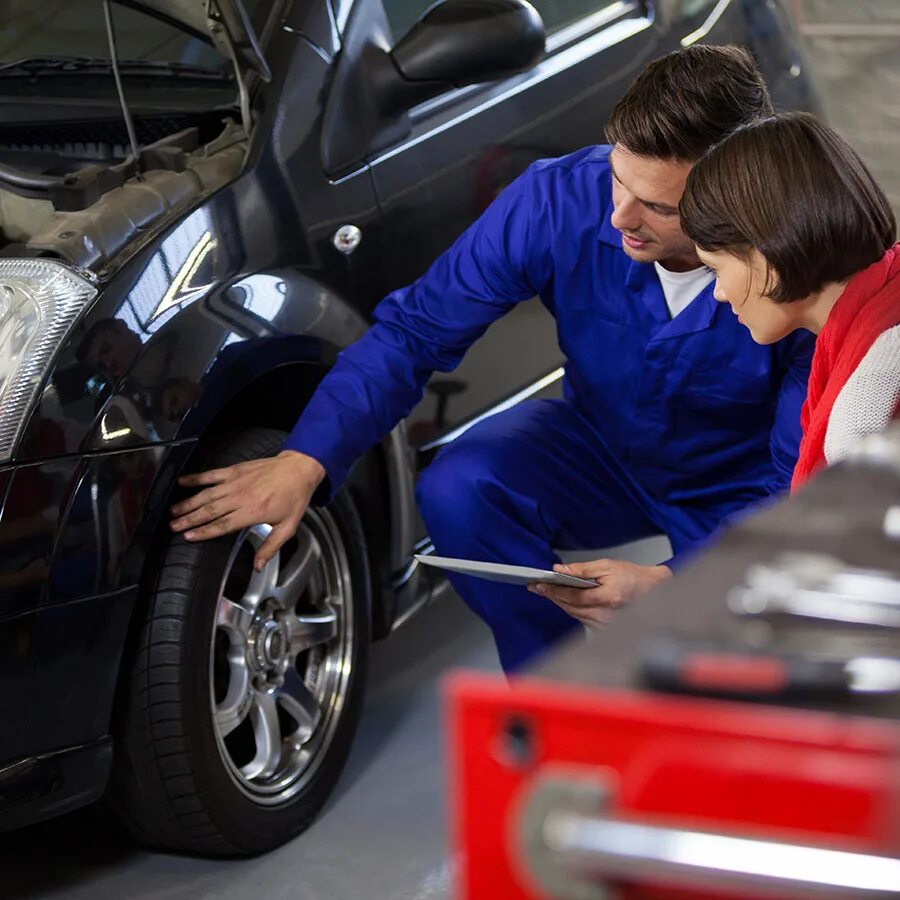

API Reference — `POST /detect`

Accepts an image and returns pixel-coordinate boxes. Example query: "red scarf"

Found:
[792,243,900,491]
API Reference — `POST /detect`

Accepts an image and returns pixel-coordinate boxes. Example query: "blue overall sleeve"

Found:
[764,329,815,494]
[284,164,554,496]
[665,328,815,570]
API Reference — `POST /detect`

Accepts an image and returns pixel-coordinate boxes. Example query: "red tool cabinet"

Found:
[449,674,900,899]
[447,439,900,898]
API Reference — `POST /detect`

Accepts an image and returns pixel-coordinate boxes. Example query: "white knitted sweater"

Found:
[824,324,900,464]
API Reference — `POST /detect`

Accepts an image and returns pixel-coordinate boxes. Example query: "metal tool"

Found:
[640,635,900,700]
[729,552,900,629]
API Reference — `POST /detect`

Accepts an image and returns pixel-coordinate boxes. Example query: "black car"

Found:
[0,0,817,856]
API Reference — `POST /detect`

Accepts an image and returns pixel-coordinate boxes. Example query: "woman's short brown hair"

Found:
[605,45,773,161]
[680,111,896,302]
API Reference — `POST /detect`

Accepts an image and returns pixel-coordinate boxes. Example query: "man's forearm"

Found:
[283,321,437,496]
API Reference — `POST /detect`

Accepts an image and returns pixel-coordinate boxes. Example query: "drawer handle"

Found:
[517,770,900,899]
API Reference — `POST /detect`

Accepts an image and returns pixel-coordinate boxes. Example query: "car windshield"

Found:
[0,1,242,81]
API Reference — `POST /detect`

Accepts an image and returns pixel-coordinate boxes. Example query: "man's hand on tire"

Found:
[170,450,326,571]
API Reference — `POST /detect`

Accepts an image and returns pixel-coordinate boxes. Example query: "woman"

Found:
[679,111,900,490]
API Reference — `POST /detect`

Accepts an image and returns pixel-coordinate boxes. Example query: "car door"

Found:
[334,0,659,440]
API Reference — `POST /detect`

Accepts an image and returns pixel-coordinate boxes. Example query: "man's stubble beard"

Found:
[622,235,701,270]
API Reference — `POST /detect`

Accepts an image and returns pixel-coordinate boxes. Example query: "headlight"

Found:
[0,258,98,462]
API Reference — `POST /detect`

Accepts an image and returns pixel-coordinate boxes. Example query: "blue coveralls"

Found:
[286,146,815,672]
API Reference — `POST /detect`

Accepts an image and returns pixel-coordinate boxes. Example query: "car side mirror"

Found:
[383,0,545,112]
[320,0,545,176]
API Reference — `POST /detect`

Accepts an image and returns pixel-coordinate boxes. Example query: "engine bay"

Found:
[0,113,247,271]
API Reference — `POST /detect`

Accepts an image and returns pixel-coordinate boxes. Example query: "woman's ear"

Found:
[750,248,780,301]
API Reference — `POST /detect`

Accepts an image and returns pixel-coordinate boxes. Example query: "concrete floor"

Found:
[2,592,499,900]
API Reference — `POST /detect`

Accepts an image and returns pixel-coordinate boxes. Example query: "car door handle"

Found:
[517,771,900,899]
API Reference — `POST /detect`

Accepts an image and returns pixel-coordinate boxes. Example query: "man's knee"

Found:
[416,439,501,531]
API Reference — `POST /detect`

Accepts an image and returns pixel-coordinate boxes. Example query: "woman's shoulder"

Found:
[824,324,900,464]
[849,324,900,377]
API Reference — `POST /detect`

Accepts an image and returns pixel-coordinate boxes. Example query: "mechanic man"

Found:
[171,46,814,672]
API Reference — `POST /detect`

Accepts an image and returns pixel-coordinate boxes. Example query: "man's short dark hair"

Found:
[605,45,773,161]
[679,111,896,302]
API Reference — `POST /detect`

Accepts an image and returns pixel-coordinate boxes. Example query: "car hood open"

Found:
[116,0,270,80]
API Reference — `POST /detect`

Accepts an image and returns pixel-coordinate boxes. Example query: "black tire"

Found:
[105,428,370,856]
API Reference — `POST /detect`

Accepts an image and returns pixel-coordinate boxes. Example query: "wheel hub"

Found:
[264,626,286,664]
[247,608,291,682]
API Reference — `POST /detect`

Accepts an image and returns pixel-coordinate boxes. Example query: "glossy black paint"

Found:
[0,0,819,832]
[0,740,112,833]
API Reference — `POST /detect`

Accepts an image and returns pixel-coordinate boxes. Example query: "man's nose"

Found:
[610,194,641,232]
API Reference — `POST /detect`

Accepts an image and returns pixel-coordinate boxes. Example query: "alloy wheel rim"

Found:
[209,509,354,805]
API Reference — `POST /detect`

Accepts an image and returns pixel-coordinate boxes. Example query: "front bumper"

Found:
[0,440,185,829]
[0,739,112,833]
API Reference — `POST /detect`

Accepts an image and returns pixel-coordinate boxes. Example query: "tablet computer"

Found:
[414,554,597,588]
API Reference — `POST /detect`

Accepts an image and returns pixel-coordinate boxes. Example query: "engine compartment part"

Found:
[0,190,53,244]
[0,119,246,271]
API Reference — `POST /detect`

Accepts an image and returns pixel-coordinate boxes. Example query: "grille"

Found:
[0,114,225,161]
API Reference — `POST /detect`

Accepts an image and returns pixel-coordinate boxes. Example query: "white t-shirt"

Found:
[654,262,715,319]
